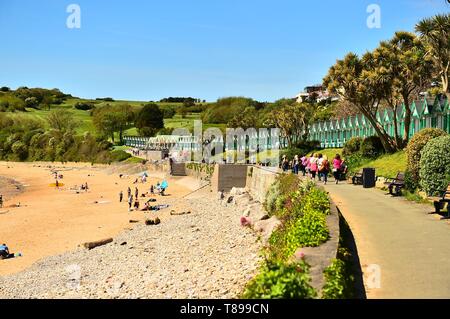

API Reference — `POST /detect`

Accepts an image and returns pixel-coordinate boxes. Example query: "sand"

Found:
[0,161,196,276]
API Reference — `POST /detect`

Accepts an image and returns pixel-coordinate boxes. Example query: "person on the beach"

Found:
[135,187,139,199]
[127,187,131,198]
[150,185,154,195]
[119,191,123,203]
[84,182,89,192]
[0,195,3,208]
[0,244,20,260]
[134,198,140,210]
[128,195,133,211]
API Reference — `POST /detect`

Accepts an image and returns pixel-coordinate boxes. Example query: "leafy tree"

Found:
[362,32,433,146]
[93,104,134,143]
[47,109,80,133]
[416,13,450,100]
[267,99,314,148]
[324,53,398,153]
[227,106,258,130]
[202,97,261,124]
[25,97,40,109]
[135,103,164,137]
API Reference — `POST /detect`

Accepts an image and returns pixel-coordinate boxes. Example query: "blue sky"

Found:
[0,0,448,102]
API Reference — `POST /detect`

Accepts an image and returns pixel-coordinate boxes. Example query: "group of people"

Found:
[120,179,169,212]
[281,153,347,185]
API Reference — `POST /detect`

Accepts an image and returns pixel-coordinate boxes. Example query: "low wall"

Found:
[246,166,280,203]
[296,200,340,295]
[211,164,249,193]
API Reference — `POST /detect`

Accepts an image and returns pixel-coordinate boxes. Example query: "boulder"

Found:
[253,217,281,243]
[230,187,246,196]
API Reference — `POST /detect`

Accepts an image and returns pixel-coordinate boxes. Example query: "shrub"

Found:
[268,184,330,261]
[404,169,418,192]
[419,135,450,196]
[242,260,317,299]
[109,150,131,162]
[74,102,95,110]
[406,128,447,189]
[264,174,301,217]
[343,137,363,156]
[135,103,164,137]
[162,107,176,119]
[360,136,384,158]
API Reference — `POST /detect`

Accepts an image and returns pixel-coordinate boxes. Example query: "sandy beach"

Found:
[0,161,195,276]
[0,161,263,298]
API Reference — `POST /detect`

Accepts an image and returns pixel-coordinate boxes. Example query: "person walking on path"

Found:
[309,153,318,180]
[300,155,307,176]
[332,154,343,184]
[317,154,323,181]
[293,155,299,175]
[319,155,330,185]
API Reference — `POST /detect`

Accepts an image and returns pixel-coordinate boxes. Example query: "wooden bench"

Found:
[385,172,405,196]
[434,184,450,218]
[351,170,363,185]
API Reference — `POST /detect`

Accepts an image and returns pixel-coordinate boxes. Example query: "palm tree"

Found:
[416,14,450,100]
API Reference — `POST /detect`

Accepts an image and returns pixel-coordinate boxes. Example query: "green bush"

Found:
[406,128,447,189]
[360,136,384,158]
[74,101,95,110]
[242,260,317,299]
[268,184,330,261]
[342,137,363,156]
[264,174,301,217]
[109,150,132,162]
[419,135,450,196]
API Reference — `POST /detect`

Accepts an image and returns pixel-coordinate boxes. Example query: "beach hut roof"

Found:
[411,101,420,118]
[383,109,393,123]
[376,110,384,124]
[432,96,443,113]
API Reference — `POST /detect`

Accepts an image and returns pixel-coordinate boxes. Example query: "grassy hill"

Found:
[313,148,407,178]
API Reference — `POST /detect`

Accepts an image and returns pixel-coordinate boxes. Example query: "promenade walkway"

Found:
[322,180,450,299]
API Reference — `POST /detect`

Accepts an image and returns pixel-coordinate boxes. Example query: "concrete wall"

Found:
[210,164,249,193]
[246,166,280,203]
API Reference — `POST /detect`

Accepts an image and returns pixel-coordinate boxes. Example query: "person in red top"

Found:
[332,154,343,184]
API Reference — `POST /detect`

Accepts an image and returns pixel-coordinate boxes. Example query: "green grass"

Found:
[353,151,407,178]
[311,148,407,178]
[312,148,343,160]
[8,107,96,135]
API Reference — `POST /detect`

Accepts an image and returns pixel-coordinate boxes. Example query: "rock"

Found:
[246,204,270,222]
[230,187,246,196]
[253,217,281,243]
[82,238,113,250]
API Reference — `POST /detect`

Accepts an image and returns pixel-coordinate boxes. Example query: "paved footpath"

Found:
[322,180,450,299]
